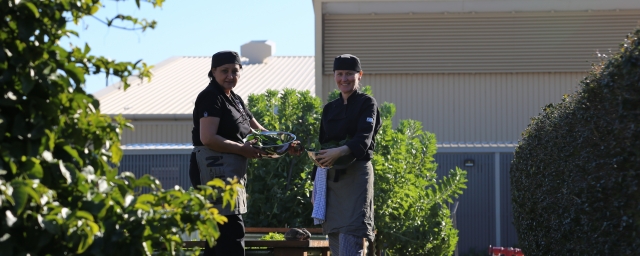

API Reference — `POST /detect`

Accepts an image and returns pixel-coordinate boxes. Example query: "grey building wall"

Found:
[434,152,518,255]
[118,154,192,192]
[500,153,518,249]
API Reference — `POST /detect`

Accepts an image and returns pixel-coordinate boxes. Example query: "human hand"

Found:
[241,139,268,159]
[287,140,303,156]
[316,146,349,167]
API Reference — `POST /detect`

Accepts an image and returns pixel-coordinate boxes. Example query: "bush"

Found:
[245,89,321,227]
[511,29,640,255]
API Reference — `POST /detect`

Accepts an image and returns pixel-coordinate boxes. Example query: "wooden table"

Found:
[246,240,330,256]
[183,239,330,256]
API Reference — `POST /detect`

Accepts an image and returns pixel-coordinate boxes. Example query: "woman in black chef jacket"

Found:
[315,54,382,256]
[189,51,299,256]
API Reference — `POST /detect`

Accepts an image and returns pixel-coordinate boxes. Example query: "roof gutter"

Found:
[108,114,192,120]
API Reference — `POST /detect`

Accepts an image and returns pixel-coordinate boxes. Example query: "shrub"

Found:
[511,29,640,255]
[244,89,321,227]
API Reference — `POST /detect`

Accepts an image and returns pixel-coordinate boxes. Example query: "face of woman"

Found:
[334,70,362,94]
[212,64,241,91]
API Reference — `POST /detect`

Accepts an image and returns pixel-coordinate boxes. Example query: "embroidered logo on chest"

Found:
[366,117,374,123]
[204,111,208,117]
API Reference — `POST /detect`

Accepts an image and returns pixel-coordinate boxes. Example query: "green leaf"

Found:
[62,145,83,166]
[77,226,93,253]
[11,183,29,214]
[22,2,40,18]
[110,141,123,163]
[21,157,43,179]
[89,5,99,15]
[75,210,94,222]
[206,178,225,188]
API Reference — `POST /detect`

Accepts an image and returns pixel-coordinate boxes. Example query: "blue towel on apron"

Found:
[311,167,329,225]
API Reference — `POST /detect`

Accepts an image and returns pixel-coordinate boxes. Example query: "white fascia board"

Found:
[437,147,516,153]
[123,148,193,155]
[322,0,640,14]
[105,114,192,120]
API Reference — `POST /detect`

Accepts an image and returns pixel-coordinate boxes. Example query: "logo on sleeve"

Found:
[204,111,208,117]
[366,117,374,123]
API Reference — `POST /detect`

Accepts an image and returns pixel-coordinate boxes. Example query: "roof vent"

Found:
[241,40,275,64]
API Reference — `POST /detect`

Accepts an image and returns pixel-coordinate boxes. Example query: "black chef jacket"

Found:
[319,90,382,161]
[192,81,253,146]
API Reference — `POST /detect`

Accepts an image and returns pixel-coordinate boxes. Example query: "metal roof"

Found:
[121,142,518,155]
[94,56,315,119]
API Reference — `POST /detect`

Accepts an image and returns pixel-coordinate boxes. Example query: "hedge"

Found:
[510,29,640,255]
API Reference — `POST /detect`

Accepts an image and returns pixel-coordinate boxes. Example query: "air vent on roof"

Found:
[240,40,275,64]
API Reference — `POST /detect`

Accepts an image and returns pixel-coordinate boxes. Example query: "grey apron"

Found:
[322,160,375,242]
[193,146,248,215]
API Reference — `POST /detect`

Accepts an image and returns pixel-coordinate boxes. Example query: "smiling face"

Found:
[334,70,362,95]
[212,63,241,92]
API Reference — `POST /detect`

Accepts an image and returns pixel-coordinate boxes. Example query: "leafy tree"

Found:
[0,1,237,255]
[247,87,467,255]
[511,29,640,255]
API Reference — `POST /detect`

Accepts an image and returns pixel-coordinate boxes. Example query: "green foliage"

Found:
[247,87,467,255]
[372,100,467,255]
[511,29,640,255]
[260,232,285,241]
[0,1,237,255]
[245,89,322,227]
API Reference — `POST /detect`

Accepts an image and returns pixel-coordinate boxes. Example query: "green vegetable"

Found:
[315,135,350,151]
[246,130,284,147]
[259,232,285,241]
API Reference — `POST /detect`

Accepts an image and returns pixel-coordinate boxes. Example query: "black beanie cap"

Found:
[208,51,242,78]
[333,54,361,72]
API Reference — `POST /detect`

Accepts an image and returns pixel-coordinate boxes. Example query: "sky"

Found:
[65,0,315,94]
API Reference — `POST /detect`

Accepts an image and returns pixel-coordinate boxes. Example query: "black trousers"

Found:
[190,152,246,256]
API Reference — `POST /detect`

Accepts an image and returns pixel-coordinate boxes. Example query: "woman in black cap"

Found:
[190,50,290,255]
[314,54,382,255]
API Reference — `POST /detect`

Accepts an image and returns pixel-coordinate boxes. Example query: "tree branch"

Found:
[89,15,144,31]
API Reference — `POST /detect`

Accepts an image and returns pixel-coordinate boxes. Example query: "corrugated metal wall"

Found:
[435,153,499,254]
[500,153,518,248]
[323,72,583,142]
[121,121,192,144]
[323,10,640,74]
[118,154,192,191]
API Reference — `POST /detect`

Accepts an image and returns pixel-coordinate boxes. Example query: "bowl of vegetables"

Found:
[244,131,297,158]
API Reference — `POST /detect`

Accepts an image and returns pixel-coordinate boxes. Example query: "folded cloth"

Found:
[311,167,329,225]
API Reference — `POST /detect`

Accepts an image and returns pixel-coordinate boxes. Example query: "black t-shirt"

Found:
[319,90,382,161]
[192,81,254,146]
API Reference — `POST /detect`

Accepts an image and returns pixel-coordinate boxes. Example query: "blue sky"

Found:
[66,0,315,94]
